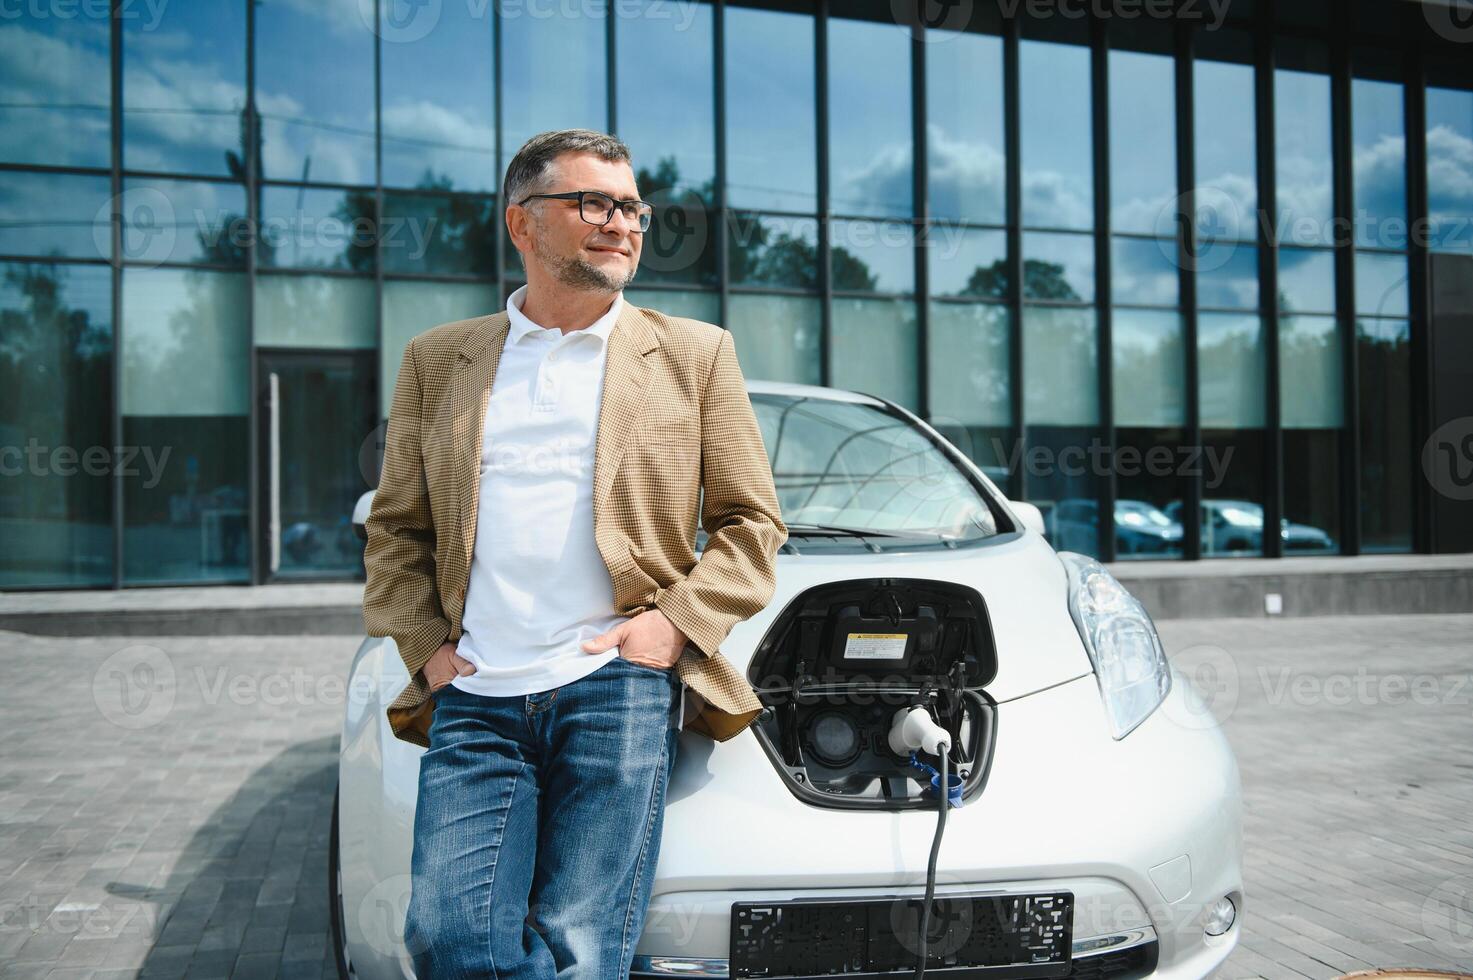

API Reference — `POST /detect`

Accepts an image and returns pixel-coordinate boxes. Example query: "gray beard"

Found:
[535,239,636,293]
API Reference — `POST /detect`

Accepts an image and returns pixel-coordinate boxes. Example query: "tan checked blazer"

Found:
[362,299,787,749]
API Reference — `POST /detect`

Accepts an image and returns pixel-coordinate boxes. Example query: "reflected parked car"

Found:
[1049,498,1185,556]
[1162,500,1336,555]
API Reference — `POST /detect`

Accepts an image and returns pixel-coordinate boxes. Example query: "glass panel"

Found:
[0,262,113,587]
[1020,40,1093,230]
[830,296,919,410]
[1114,427,1187,561]
[726,293,821,386]
[1023,305,1098,425]
[1113,309,1185,428]
[263,351,376,579]
[121,268,250,583]
[1426,87,1473,254]
[1022,231,1094,303]
[1355,250,1409,318]
[380,2,496,192]
[926,30,1005,225]
[828,16,912,219]
[725,7,817,213]
[1357,317,1411,553]
[927,301,1011,431]
[0,7,111,167]
[1112,237,1179,307]
[259,185,376,272]
[623,288,721,325]
[122,2,247,176]
[1196,242,1259,310]
[1194,431,1266,557]
[1351,76,1407,250]
[501,6,606,172]
[1198,312,1264,428]
[1280,312,1342,556]
[1194,57,1257,242]
[617,1,716,206]
[637,200,718,286]
[0,171,113,261]
[254,2,375,184]
[1109,49,1175,236]
[254,274,376,349]
[119,179,248,267]
[929,226,1008,300]
[1027,425,1104,558]
[1276,67,1335,247]
[727,213,819,289]
[1279,314,1344,429]
[1278,246,1335,314]
[381,280,499,414]
[831,219,914,294]
[381,192,496,277]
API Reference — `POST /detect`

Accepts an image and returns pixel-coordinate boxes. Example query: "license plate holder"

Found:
[730,891,1073,979]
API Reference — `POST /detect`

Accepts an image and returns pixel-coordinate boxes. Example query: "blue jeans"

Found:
[404,654,682,980]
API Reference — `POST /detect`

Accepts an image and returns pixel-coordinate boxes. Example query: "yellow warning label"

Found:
[843,632,909,659]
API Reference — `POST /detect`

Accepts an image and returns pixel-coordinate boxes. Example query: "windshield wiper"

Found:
[785,522,901,538]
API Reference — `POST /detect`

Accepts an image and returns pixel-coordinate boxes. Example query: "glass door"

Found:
[258,349,377,580]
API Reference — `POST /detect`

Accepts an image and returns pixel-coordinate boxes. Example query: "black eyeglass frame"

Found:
[516,190,655,232]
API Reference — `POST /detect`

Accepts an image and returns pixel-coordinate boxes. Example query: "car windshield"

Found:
[748,392,1001,542]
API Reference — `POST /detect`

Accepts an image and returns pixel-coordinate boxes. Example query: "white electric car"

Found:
[332,380,1244,980]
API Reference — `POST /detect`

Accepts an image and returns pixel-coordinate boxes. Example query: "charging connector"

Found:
[888,704,952,980]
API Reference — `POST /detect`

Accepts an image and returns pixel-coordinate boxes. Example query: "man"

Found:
[362,128,787,979]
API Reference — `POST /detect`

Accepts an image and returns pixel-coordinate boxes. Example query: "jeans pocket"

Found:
[612,654,671,677]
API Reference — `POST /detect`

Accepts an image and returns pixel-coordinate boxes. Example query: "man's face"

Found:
[511,152,643,292]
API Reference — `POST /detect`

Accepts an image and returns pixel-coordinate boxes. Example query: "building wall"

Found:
[1,0,1471,588]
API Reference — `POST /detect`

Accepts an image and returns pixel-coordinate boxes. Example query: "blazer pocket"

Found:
[640,418,700,444]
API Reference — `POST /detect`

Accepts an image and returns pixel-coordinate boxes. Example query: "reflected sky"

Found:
[726,7,816,213]
[1427,88,1473,254]
[1276,68,1334,247]
[1351,77,1407,250]
[829,17,912,219]
[255,0,376,184]
[617,1,716,201]
[1110,50,1176,236]
[122,2,247,176]
[1194,57,1258,242]
[927,31,1005,225]
[1021,39,1094,230]
[0,9,111,167]
[501,6,606,176]
[380,2,496,192]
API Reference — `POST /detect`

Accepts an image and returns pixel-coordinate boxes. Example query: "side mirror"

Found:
[1008,501,1047,538]
[352,489,376,542]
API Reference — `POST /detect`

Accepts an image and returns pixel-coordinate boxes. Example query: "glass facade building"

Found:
[2,0,1471,588]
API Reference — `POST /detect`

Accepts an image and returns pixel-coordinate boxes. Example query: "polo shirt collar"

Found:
[506,283,623,347]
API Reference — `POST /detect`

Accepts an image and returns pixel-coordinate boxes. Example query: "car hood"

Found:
[717,531,1094,703]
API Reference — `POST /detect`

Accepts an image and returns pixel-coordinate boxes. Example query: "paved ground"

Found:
[0,616,1470,979]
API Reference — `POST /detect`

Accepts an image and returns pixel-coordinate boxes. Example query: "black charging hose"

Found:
[914,747,948,980]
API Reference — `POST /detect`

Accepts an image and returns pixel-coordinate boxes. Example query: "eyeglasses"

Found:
[517,190,654,233]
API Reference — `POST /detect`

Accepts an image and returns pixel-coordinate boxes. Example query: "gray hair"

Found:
[502,129,634,210]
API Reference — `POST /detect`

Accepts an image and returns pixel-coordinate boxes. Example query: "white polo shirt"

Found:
[449,284,629,697]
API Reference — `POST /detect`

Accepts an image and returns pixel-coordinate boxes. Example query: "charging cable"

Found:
[889,706,953,980]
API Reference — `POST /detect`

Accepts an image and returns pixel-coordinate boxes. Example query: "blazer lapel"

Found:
[446,300,661,576]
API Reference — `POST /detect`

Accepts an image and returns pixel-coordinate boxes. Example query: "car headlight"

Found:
[1059,552,1172,739]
